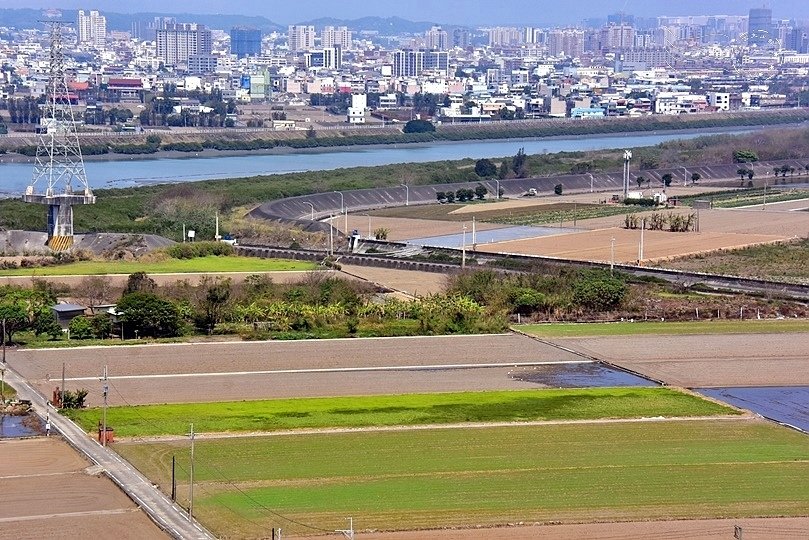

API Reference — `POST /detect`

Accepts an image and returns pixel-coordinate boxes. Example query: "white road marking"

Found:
[0,508,138,523]
[61,360,591,381]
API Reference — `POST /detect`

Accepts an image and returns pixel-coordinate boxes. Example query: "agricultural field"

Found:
[519,319,809,338]
[0,255,315,276]
[658,238,809,283]
[64,387,735,437]
[115,420,809,537]
[368,200,635,226]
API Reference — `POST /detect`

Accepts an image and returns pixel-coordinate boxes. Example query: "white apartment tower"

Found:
[156,23,212,66]
[547,29,585,58]
[425,26,448,50]
[488,27,522,47]
[77,10,106,48]
[322,26,352,50]
[288,25,316,51]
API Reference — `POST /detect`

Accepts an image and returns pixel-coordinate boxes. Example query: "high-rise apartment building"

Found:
[488,27,522,47]
[547,29,585,58]
[453,28,470,49]
[601,24,635,50]
[288,25,316,51]
[156,23,212,66]
[230,27,261,58]
[425,26,448,50]
[392,49,448,77]
[322,26,353,50]
[77,10,106,48]
[748,8,773,46]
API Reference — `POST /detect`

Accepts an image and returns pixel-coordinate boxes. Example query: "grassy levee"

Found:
[65,388,737,437]
[0,256,316,276]
[519,319,809,338]
[116,420,809,536]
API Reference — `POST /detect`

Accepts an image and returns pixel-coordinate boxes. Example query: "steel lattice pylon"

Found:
[22,20,95,250]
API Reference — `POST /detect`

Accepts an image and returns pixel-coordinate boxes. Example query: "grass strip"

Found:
[116,420,809,536]
[65,387,737,437]
[0,256,316,276]
[519,319,809,337]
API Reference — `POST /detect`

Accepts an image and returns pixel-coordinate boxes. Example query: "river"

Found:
[0,126,764,195]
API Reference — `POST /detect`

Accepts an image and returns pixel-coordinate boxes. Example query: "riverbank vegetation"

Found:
[3,109,809,158]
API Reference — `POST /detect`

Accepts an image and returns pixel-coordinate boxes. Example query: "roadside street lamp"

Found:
[587,173,594,193]
[495,179,501,199]
[334,191,345,234]
[623,150,632,199]
[400,183,409,206]
[303,201,314,221]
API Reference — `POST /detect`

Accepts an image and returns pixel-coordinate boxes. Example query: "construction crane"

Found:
[21,19,95,251]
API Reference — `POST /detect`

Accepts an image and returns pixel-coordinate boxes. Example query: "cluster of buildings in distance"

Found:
[0,7,808,129]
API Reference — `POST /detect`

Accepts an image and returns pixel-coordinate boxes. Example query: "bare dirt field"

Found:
[578,204,809,236]
[296,517,809,540]
[8,334,582,406]
[557,332,809,387]
[474,227,783,263]
[0,437,168,539]
[356,194,808,264]
[0,270,325,288]
[340,264,449,296]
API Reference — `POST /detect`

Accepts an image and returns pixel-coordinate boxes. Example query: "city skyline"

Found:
[2,0,808,26]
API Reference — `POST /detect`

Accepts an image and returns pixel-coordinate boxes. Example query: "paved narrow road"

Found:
[3,362,214,540]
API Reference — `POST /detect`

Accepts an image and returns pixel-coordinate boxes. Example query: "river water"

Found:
[0,126,763,195]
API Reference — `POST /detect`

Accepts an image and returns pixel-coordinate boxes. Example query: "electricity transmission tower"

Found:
[22,19,95,251]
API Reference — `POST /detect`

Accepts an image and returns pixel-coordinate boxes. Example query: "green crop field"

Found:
[115,420,809,537]
[64,387,736,437]
[519,319,809,338]
[0,256,316,276]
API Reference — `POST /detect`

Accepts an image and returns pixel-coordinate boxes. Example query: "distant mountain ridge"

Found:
[0,8,457,36]
[295,16,441,34]
[0,8,285,33]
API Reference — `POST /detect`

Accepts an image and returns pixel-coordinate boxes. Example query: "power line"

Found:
[106,378,335,534]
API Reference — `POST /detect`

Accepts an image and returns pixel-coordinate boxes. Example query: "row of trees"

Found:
[436,185,488,203]
[473,148,529,180]
[624,212,697,232]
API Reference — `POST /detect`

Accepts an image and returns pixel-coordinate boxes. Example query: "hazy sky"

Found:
[3,0,808,25]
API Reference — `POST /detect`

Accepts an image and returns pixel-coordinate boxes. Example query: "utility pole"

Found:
[329,214,334,256]
[610,237,615,275]
[101,365,108,446]
[1,318,5,365]
[461,224,467,269]
[61,362,65,408]
[187,423,195,520]
[171,455,176,501]
[472,216,477,250]
[638,218,645,264]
